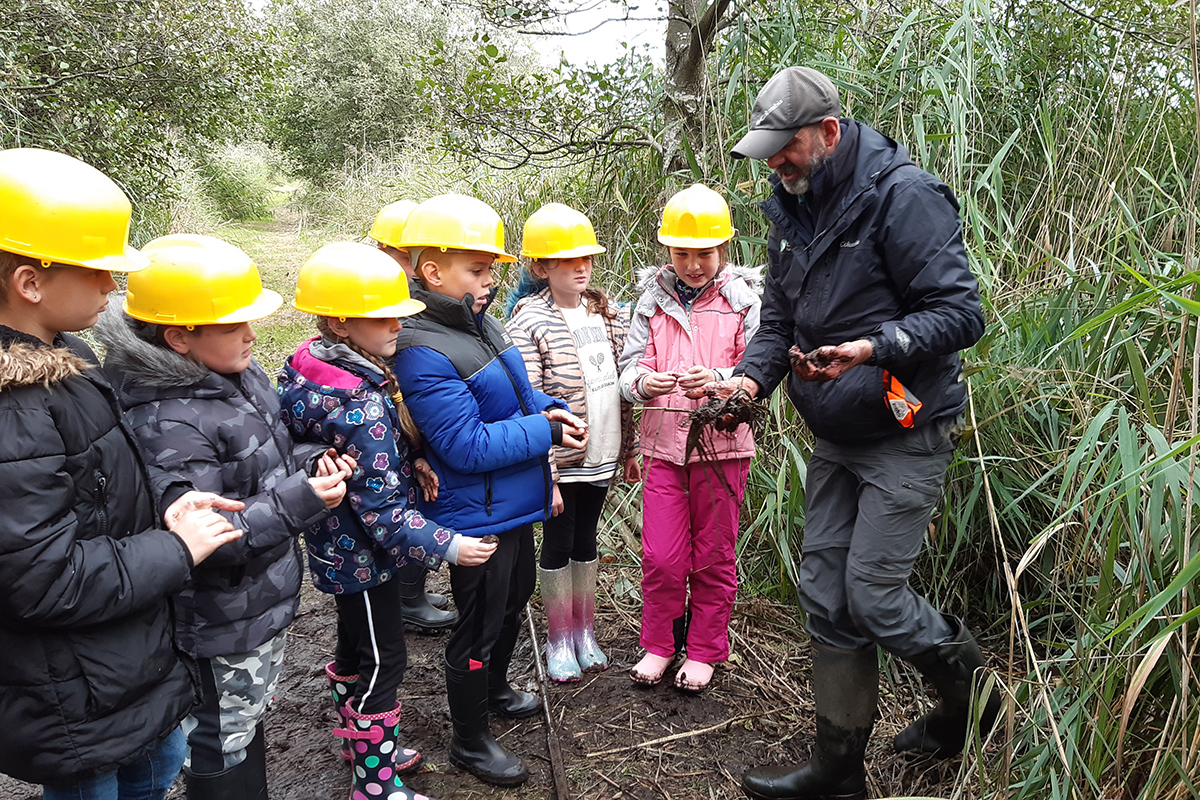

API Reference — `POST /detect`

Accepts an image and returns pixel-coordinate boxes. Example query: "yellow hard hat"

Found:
[398,194,516,262]
[657,183,735,248]
[369,199,419,248]
[124,234,282,326]
[293,242,426,319]
[520,203,607,260]
[0,148,148,272]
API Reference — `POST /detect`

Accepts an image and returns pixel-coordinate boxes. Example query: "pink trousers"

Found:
[639,456,750,663]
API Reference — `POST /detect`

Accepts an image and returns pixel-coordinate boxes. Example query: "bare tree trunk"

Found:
[661,0,735,175]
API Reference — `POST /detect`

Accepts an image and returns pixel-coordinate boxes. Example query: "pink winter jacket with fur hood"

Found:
[618,264,762,466]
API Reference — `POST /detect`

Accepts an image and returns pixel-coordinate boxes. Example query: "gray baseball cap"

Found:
[731,67,841,160]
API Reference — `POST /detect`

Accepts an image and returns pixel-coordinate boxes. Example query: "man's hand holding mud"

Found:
[789,340,874,382]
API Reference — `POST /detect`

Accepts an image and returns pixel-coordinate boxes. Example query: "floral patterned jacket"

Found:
[278,337,455,594]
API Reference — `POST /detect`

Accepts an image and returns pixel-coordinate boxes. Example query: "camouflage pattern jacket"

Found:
[96,307,329,659]
[277,338,455,594]
[0,325,196,784]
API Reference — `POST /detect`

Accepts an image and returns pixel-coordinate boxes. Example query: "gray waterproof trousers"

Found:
[799,419,959,658]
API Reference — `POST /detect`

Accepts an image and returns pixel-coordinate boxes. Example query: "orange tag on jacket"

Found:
[883,370,922,428]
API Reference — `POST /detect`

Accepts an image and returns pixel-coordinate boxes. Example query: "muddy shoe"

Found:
[630,652,673,686]
[742,643,877,800]
[673,658,713,694]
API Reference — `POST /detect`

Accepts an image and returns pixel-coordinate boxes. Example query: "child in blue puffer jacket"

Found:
[391,195,587,788]
[278,243,496,800]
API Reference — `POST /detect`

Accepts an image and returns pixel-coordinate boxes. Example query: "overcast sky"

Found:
[537,2,665,66]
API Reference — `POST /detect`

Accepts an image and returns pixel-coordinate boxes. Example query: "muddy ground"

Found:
[2,550,989,800]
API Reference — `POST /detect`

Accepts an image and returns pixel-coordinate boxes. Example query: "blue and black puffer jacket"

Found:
[278,337,455,594]
[393,288,567,537]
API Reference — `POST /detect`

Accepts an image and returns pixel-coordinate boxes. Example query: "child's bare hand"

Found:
[623,454,642,484]
[457,536,498,566]
[639,372,679,398]
[560,428,588,450]
[315,448,358,478]
[164,490,245,528]
[309,471,348,509]
[170,509,243,565]
[551,484,564,516]
[544,407,588,451]
[415,458,439,502]
[676,365,717,390]
[544,407,587,432]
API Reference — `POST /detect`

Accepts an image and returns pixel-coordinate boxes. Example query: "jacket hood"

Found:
[0,333,90,391]
[634,263,765,297]
[94,301,211,390]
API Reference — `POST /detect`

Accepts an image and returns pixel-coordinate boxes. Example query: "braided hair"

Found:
[315,317,422,447]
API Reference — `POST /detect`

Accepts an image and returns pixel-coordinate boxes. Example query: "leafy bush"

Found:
[197,140,286,222]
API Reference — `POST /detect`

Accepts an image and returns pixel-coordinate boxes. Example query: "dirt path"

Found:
[0,216,984,799]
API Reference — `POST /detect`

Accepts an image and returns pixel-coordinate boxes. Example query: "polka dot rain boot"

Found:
[339,702,432,800]
[324,661,357,762]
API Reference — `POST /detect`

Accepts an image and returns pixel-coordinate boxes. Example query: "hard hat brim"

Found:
[124,288,284,326]
[292,297,427,319]
[399,243,517,263]
[81,245,151,273]
[4,242,150,273]
[657,234,734,248]
[520,243,607,260]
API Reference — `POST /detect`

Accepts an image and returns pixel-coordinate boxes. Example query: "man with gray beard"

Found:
[709,67,996,800]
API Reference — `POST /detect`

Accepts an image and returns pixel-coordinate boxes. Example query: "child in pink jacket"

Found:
[618,184,761,693]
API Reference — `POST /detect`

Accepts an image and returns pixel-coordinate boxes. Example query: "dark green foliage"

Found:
[0,0,277,230]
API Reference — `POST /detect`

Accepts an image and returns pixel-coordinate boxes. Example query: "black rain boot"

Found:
[446,662,530,786]
[742,643,877,800]
[415,558,449,608]
[672,608,692,656]
[893,614,1002,757]
[487,618,540,718]
[185,722,269,800]
[397,560,457,633]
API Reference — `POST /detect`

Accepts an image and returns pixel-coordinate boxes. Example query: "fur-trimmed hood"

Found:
[0,342,90,391]
[94,301,210,390]
[0,325,93,391]
[634,263,765,296]
[634,263,764,319]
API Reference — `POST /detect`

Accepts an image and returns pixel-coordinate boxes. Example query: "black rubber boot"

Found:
[397,560,457,633]
[446,662,530,786]
[487,617,540,718]
[742,643,877,800]
[893,614,1002,757]
[185,722,268,800]
[672,609,691,656]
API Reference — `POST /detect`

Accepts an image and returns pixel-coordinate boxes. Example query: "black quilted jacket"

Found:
[0,325,197,784]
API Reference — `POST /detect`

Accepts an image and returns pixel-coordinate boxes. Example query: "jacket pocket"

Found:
[65,607,178,720]
[790,365,899,442]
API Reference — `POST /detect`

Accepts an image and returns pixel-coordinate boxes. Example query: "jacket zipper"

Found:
[95,473,110,538]
[484,473,493,516]
[475,315,553,519]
